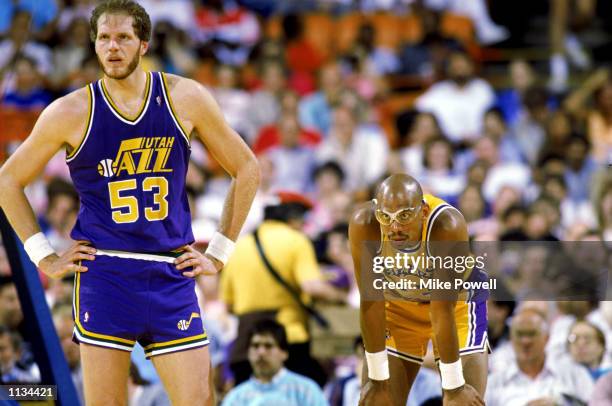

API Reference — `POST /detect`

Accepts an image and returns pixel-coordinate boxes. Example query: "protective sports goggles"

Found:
[374,202,423,225]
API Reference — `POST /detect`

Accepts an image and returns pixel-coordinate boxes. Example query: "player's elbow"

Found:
[236,153,260,186]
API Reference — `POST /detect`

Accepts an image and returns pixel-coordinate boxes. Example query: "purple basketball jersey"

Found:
[66,72,194,252]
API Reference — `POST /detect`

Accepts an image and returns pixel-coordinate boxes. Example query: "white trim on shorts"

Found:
[95,249,176,263]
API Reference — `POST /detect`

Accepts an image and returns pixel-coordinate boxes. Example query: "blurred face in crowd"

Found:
[0,284,23,329]
[511,310,549,371]
[69,18,91,48]
[315,168,342,196]
[248,333,287,382]
[320,63,343,96]
[467,161,488,186]
[9,11,31,45]
[524,211,550,239]
[484,111,506,139]
[509,59,534,93]
[424,139,452,171]
[492,186,521,217]
[280,90,299,114]
[278,114,300,148]
[410,113,440,145]
[447,53,474,86]
[14,58,41,93]
[0,332,16,374]
[568,321,605,369]
[95,13,147,80]
[47,193,78,232]
[542,177,566,202]
[458,185,485,222]
[546,111,572,143]
[262,62,286,94]
[331,107,356,145]
[54,313,81,370]
[473,136,499,166]
[216,65,238,89]
[566,139,589,170]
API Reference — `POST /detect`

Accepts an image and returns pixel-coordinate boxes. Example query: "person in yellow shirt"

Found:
[221,191,346,387]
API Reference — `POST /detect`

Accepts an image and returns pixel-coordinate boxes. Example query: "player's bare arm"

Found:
[0,88,97,278]
[164,74,260,275]
[428,208,484,406]
[349,201,393,405]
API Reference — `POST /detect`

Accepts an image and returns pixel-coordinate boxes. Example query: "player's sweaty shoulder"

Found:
[429,206,468,241]
[163,73,206,111]
[37,86,90,146]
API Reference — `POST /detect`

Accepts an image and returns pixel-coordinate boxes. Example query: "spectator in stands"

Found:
[0,277,22,333]
[221,192,345,386]
[564,135,599,203]
[146,20,196,77]
[57,0,96,33]
[0,10,52,75]
[38,177,79,253]
[325,336,363,406]
[486,309,593,405]
[395,112,443,178]
[266,112,317,193]
[316,105,389,193]
[539,110,574,164]
[415,51,495,144]
[541,174,597,230]
[50,17,93,91]
[194,0,260,66]
[0,0,58,40]
[212,64,252,139]
[511,86,550,166]
[496,59,536,128]
[488,299,516,351]
[282,13,324,92]
[568,321,611,381]
[1,55,51,111]
[457,184,495,237]
[0,326,38,384]
[472,135,531,203]
[253,94,321,155]
[305,161,350,238]
[52,305,84,404]
[419,136,465,201]
[299,62,345,135]
[222,319,328,406]
[247,60,287,140]
[482,107,523,164]
[563,68,612,164]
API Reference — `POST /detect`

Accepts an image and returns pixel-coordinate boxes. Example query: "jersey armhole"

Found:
[66,84,94,162]
[159,72,191,148]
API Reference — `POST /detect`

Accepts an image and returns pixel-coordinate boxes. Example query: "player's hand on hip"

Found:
[38,240,95,279]
[443,384,485,406]
[175,244,220,277]
[359,379,393,406]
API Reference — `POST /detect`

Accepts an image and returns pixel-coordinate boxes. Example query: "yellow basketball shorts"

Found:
[385,300,489,364]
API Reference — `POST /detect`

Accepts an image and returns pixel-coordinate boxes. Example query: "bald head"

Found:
[375,174,423,210]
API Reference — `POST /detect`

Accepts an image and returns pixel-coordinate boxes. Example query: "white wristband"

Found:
[365,350,390,381]
[23,232,56,267]
[439,359,465,390]
[204,232,235,265]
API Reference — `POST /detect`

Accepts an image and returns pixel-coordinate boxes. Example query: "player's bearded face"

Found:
[95,13,145,80]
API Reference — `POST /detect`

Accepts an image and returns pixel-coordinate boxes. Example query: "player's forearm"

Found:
[360,300,386,352]
[0,177,42,242]
[430,301,460,363]
[217,159,260,240]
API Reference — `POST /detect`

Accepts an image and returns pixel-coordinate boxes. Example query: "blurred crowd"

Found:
[0,0,611,405]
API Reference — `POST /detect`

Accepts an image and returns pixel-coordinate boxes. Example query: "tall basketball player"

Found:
[0,1,260,405]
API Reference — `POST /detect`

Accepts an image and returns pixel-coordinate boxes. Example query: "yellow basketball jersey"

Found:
[378,194,460,301]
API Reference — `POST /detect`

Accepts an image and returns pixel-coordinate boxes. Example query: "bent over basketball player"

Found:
[349,174,488,405]
[0,1,260,405]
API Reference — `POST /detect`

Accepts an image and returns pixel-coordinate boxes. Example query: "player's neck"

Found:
[103,68,147,102]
